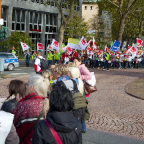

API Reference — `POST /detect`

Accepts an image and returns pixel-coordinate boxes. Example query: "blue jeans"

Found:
[47,60,52,66]
[55,60,60,64]
[25,58,30,67]
[82,121,86,131]
[94,60,98,68]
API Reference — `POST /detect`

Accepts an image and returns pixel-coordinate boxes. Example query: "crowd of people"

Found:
[27,48,144,72]
[1,55,95,144]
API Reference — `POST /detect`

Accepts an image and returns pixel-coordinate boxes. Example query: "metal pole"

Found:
[0,0,2,29]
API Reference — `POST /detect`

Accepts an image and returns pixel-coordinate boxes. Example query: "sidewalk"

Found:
[82,129,144,144]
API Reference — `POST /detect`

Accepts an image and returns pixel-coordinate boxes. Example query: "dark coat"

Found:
[32,112,82,144]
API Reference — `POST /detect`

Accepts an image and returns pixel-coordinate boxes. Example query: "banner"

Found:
[37,42,44,51]
[68,38,80,44]
[110,40,120,51]
[20,42,30,52]
[79,36,87,50]
[51,39,59,50]
[136,38,143,47]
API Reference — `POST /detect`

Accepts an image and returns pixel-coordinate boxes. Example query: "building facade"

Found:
[1,0,82,54]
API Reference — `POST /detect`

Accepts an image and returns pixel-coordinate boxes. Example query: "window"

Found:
[0,54,7,58]
[84,6,87,10]
[90,6,93,10]
[7,54,15,58]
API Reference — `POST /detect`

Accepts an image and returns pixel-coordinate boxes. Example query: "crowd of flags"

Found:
[20,36,144,57]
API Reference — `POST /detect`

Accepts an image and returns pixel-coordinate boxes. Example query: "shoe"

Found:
[106,69,109,71]
[102,69,106,70]
[82,130,86,133]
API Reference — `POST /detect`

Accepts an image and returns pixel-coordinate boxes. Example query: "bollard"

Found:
[0,58,4,74]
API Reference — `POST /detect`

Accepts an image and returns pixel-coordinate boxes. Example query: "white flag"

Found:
[51,39,59,50]
[20,42,30,52]
[127,43,138,58]
[79,36,87,50]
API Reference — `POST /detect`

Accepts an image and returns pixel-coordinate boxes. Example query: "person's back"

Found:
[32,86,82,144]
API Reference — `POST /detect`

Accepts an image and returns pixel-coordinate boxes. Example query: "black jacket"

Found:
[32,112,82,144]
[1,98,17,113]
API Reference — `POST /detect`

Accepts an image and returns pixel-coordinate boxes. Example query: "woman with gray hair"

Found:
[12,74,49,144]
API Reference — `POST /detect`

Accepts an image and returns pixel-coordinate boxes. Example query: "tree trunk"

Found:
[139,20,143,39]
[117,16,127,44]
[58,25,66,49]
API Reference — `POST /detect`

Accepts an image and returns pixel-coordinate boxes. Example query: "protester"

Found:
[32,85,82,144]
[74,57,92,133]
[25,49,31,67]
[12,74,49,144]
[1,80,26,113]
[70,49,77,62]
[47,50,53,68]
[54,63,71,82]
[31,51,37,63]
[11,46,16,55]
[35,51,47,74]
[54,50,60,64]
[105,50,110,71]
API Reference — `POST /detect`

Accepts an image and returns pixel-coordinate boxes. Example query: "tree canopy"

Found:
[0,31,34,52]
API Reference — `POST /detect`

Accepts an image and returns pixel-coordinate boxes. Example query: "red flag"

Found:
[87,47,92,52]
[66,47,72,55]
[137,38,143,47]
[127,45,131,49]
[37,42,44,51]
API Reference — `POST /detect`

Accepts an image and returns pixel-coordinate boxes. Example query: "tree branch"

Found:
[107,0,119,8]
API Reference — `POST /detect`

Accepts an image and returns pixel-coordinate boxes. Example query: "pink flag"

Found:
[136,38,143,47]
[37,42,44,51]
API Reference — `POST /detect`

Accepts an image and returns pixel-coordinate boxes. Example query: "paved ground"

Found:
[87,68,144,141]
[1,66,144,143]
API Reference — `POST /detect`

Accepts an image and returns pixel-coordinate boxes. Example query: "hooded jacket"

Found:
[32,112,82,144]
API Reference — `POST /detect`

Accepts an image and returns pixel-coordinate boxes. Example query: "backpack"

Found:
[38,58,48,70]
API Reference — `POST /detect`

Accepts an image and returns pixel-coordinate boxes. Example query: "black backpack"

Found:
[38,58,48,70]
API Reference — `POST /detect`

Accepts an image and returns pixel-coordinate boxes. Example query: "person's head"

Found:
[6,80,26,102]
[27,74,49,118]
[27,49,29,53]
[54,64,69,79]
[37,51,41,57]
[67,62,75,67]
[49,50,51,53]
[74,57,82,67]
[42,71,51,92]
[72,49,75,53]
[68,66,83,95]
[34,51,36,55]
[49,85,74,112]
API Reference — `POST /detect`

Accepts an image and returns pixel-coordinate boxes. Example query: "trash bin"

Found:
[0,59,4,73]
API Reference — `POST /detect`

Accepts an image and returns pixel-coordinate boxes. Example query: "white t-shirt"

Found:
[35,56,44,72]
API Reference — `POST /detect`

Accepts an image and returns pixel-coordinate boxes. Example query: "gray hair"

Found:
[28,74,49,118]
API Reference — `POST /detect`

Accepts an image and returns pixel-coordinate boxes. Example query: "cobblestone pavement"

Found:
[87,68,144,140]
[1,68,144,140]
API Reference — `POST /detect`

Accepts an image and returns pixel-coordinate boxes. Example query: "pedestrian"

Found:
[54,50,60,64]
[32,85,82,144]
[25,49,31,67]
[31,51,37,63]
[12,74,49,144]
[105,50,110,71]
[11,46,16,55]
[34,51,47,74]
[1,80,26,113]
[47,50,53,68]
[70,49,77,62]
[74,57,92,133]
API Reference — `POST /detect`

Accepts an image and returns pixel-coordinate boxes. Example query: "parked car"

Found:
[0,52,19,71]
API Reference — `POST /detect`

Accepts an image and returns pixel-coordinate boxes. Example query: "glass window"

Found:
[54,15,57,25]
[84,6,87,10]
[12,23,15,30]
[46,14,49,24]
[38,14,42,24]
[12,10,15,21]
[90,6,93,10]
[34,13,38,23]
[21,24,25,31]
[50,15,53,25]
[30,12,33,23]
[16,23,20,30]
[0,54,7,58]
[21,11,25,22]
[2,8,7,20]
[7,54,15,58]
[16,10,20,22]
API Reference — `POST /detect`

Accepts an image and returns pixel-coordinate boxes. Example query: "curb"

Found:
[125,77,144,100]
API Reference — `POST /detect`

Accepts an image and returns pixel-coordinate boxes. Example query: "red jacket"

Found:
[62,53,69,61]
[70,52,77,61]
[12,93,44,144]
